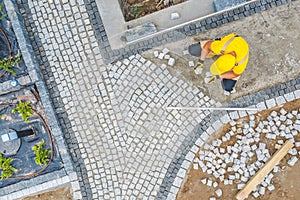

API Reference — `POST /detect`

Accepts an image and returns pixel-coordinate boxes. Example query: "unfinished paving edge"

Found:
[88,0,294,64]
[0,0,79,199]
[164,89,300,200]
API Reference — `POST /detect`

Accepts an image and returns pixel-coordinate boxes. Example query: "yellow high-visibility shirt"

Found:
[211,33,249,75]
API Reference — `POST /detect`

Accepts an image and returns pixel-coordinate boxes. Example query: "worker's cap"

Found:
[210,54,235,75]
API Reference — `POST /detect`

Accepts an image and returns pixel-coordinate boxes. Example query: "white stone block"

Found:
[237,183,245,190]
[193,163,199,170]
[204,143,210,150]
[207,179,213,187]
[270,111,277,117]
[289,148,297,155]
[164,54,170,60]
[259,143,266,150]
[162,48,170,54]
[219,175,224,182]
[252,192,260,198]
[218,168,226,175]
[295,142,300,147]
[158,53,164,59]
[188,61,194,67]
[259,187,265,195]
[168,58,175,66]
[201,178,207,185]
[224,179,229,185]
[213,182,218,188]
[219,148,225,153]
[235,173,241,180]
[209,197,216,200]
[266,133,276,140]
[195,138,204,147]
[273,166,279,173]
[215,189,222,197]
[267,184,275,191]
[241,176,248,183]
[261,181,268,187]
[183,50,189,55]
[207,169,213,174]
[213,171,220,179]
[288,156,298,166]
[154,51,159,57]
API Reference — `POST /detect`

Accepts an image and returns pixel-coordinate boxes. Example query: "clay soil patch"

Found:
[177,99,300,200]
[120,0,186,21]
[21,187,72,200]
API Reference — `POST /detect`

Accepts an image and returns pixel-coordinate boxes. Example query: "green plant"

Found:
[0,2,7,21]
[32,139,51,166]
[0,53,22,76]
[12,100,33,122]
[0,153,16,179]
[130,4,142,18]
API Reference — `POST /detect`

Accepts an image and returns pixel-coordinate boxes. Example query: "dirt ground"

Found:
[142,0,300,103]
[122,0,185,21]
[21,186,72,200]
[177,99,300,200]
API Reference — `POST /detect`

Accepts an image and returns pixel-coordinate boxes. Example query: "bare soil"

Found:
[21,186,73,200]
[121,0,185,21]
[177,99,300,200]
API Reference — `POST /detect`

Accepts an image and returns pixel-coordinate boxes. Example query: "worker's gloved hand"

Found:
[194,59,204,75]
[204,75,217,84]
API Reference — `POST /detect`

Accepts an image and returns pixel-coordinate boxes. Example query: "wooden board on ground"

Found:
[235,140,294,200]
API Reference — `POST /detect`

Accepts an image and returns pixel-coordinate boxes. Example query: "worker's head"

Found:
[210,54,235,75]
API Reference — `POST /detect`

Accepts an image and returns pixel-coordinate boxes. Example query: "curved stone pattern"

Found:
[11,0,297,199]
[161,82,300,200]
[9,0,219,196]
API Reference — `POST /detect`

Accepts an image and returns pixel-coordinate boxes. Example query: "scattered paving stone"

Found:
[252,191,260,198]
[189,61,194,67]
[158,53,164,59]
[154,51,159,57]
[288,156,298,166]
[162,48,170,54]
[168,58,175,66]
[215,189,222,197]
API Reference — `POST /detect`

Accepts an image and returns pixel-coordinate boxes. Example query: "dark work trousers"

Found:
[221,79,237,92]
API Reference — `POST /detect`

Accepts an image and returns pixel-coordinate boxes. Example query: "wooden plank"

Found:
[235,140,294,200]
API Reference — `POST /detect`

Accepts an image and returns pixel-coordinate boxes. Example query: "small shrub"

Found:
[32,139,51,166]
[0,1,7,21]
[130,4,142,18]
[0,153,16,179]
[0,53,22,76]
[12,100,33,122]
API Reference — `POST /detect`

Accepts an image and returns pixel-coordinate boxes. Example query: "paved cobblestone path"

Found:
[15,0,219,199]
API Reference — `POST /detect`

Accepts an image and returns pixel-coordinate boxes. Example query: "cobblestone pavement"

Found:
[14,0,299,199]
[16,0,219,199]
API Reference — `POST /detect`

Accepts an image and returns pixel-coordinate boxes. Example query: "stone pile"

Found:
[153,48,176,66]
[194,108,300,199]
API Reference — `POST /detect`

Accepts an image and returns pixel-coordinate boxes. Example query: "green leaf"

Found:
[0,153,16,179]
[32,139,51,166]
[12,100,33,122]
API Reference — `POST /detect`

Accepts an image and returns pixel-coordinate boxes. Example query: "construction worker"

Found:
[192,33,249,95]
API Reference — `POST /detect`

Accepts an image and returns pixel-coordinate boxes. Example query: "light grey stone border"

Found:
[0,0,80,199]
[166,89,300,199]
